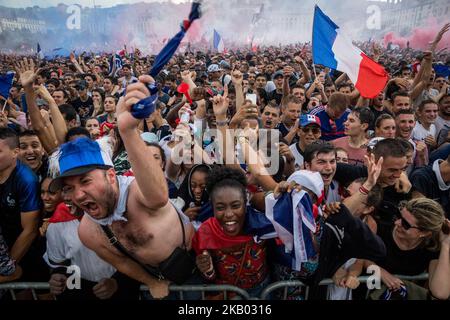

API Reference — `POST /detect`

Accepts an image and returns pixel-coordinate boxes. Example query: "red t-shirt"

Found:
[332,136,367,166]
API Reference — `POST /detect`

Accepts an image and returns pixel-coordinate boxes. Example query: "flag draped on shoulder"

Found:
[312,5,388,98]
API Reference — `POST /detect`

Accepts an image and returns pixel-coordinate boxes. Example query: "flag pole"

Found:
[311,5,318,80]
[2,99,8,113]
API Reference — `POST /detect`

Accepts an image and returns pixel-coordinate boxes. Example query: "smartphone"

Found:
[246,93,257,105]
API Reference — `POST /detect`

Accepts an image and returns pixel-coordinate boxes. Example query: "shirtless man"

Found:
[50,75,195,299]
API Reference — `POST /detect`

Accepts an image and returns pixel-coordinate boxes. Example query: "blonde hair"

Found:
[405,198,445,252]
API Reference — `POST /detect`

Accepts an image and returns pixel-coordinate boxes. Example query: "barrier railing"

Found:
[0,273,429,301]
[0,282,251,300]
[260,273,429,300]
[139,284,251,300]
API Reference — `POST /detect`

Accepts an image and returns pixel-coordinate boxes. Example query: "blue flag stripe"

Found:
[0,72,14,99]
[312,5,338,69]
[213,29,221,50]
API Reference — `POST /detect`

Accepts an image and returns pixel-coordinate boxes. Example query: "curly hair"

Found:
[206,166,248,203]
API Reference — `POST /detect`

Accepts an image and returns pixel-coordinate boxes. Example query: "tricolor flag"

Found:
[213,29,225,53]
[130,1,202,120]
[264,170,324,271]
[312,6,388,98]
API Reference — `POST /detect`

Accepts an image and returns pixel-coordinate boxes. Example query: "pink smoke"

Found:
[384,18,450,50]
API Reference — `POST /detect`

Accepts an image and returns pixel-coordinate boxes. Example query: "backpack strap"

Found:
[100,224,164,280]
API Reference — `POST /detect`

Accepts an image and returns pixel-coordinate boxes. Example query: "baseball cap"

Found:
[272,70,284,79]
[219,60,231,70]
[75,80,87,90]
[207,64,221,73]
[367,137,385,151]
[299,114,321,128]
[141,132,159,144]
[49,137,113,192]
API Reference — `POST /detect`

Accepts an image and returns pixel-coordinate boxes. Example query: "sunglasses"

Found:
[301,127,321,134]
[395,212,421,231]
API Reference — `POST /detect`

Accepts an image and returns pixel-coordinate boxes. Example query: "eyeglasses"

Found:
[301,127,321,134]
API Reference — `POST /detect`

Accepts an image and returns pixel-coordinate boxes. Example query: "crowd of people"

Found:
[0,22,450,301]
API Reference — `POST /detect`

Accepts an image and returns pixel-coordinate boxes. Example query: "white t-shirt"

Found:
[289,143,304,171]
[326,258,357,300]
[412,122,436,141]
[44,220,116,282]
[326,180,342,204]
[435,116,450,137]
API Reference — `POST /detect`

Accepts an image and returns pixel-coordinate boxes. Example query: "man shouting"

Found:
[50,75,196,299]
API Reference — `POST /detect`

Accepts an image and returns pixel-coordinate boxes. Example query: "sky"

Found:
[0,0,188,8]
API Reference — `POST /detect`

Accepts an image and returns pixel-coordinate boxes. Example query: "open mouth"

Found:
[64,200,79,216]
[321,173,333,182]
[25,155,37,163]
[264,120,273,127]
[222,221,239,234]
[81,201,100,217]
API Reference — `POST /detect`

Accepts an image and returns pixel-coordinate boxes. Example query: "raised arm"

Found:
[343,154,382,216]
[306,78,319,99]
[69,52,85,74]
[211,86,240,169]
[231,70,245,112]
[37,85,67,145]
[117,75,168,210]
[180,70,197,96]
[237,124,277,191]
[280,66,293,107]
[295,56,311,86]
[15,58,58,153]
[334,72,348,86]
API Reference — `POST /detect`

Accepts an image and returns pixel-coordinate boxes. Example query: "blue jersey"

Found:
[0,160,41,247]
[309,106,349,141]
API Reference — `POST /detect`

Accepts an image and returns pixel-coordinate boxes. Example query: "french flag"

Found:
[264,170,324,271]
[213,29,225,53]
[312,6,388,98]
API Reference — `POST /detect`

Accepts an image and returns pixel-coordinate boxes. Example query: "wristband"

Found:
[216,119,228,127]
[359,185,370,196]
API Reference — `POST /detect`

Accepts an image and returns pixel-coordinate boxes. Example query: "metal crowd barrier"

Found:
[0,273,429,301]
[260,273,429,300]
[0,282,250,301]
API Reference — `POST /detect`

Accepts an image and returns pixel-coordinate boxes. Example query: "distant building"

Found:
[0,17,46,33]
[382,0,449,35]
